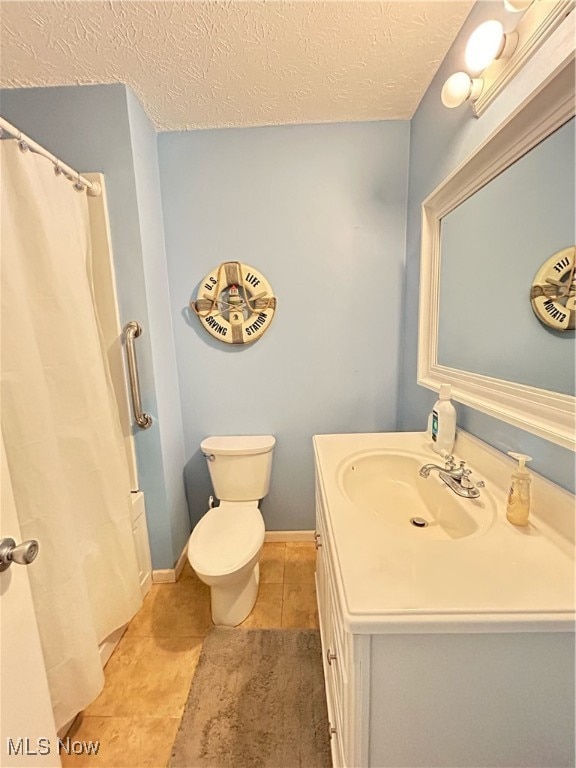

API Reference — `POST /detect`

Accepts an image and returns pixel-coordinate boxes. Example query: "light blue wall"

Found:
[125,90,190,565]
[399,2,575,493]
[0,84,190,567]
[158,121,410,530]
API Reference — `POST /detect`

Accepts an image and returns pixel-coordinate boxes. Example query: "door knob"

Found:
[0,537,39,572]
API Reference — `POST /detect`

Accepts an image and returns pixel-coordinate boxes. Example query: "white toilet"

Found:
[187,435,275,626]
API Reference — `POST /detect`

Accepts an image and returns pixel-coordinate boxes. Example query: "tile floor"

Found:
[61,542,318,767]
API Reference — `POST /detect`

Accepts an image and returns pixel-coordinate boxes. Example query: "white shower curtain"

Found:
[1,140,142,729]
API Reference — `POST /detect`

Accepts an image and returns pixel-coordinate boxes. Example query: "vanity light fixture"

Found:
[440,1,529,111]
[464,19,519,73]
[441,72,483,109]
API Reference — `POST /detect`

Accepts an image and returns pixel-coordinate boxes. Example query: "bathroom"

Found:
[0,1,574,766]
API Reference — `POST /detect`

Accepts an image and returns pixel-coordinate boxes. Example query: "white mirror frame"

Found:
[418,17,575,451]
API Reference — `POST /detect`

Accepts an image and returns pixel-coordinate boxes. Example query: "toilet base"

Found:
[210,562,260,626]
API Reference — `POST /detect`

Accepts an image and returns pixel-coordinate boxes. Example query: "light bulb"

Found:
[441,72,483,109]
[465,20,507,73]
[504,0,533,11]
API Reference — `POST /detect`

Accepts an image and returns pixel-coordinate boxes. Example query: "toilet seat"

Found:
[188,503,264,578]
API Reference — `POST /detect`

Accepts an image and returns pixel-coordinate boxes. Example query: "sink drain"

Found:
[410,517,429,528]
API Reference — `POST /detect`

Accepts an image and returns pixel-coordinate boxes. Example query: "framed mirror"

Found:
[418,26,575,450]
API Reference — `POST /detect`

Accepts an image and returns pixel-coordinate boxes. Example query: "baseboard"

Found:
[152,569,175,583]
[99,623,128,667]
[174,544,188,579]
[152,542,188,583]
[264,530,315,542]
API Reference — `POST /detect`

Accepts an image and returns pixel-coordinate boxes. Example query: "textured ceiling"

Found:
[0,1,475,131]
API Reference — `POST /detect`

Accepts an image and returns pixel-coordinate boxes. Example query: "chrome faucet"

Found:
[419,456,483,499]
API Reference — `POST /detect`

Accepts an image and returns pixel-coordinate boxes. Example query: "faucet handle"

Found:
[460,468,474,488]
[444,455,456,470]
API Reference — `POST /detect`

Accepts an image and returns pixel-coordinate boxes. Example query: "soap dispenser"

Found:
[431,384,457,455]
[506,452,532,526]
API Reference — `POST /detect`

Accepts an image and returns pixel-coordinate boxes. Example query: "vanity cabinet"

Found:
[315,488,369,768]
[314,435,575,768]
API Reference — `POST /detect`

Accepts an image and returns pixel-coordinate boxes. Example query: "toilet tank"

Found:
[200,435,275,501]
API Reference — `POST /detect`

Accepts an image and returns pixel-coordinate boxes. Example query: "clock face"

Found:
[530,246,576,331]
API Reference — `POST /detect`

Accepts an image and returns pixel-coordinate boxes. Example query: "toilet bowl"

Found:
[188,502,265,626]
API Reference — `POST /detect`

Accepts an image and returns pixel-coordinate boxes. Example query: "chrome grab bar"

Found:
[123,321,153,430]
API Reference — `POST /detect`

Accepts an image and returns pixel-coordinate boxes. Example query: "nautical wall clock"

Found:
[191,261,277,344]
[530,246,575,331]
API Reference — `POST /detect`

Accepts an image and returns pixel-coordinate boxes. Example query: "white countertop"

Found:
[313,431,575,634]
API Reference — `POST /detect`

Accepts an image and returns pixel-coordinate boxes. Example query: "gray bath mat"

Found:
[170,627,332,768]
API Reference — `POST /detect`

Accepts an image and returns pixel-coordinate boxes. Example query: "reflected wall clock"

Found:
[530,246,575,330]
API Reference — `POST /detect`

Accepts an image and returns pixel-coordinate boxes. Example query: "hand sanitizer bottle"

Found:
[431,384,456,455]
[506,452,532,526]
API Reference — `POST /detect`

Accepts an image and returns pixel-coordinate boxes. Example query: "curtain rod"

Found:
[0,116,101,197]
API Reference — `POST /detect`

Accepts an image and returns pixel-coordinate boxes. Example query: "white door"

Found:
[0,443,61,768]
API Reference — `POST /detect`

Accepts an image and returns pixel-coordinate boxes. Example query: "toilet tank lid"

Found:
[201,435,276,456]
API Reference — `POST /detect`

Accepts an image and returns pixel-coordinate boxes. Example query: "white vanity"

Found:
[314,431,575,768]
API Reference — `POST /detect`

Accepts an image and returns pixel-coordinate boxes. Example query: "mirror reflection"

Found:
[437,117,575,397]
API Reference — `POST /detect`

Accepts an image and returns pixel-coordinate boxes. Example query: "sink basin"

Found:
[338,451,495,541]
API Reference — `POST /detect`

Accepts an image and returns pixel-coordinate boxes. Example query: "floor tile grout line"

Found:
[78,714,182,720]
[280,543,286,624]
[124,634,209,639]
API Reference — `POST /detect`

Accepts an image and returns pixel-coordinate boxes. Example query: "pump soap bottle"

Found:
[431,384,456,455]
[506,452,532,526]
